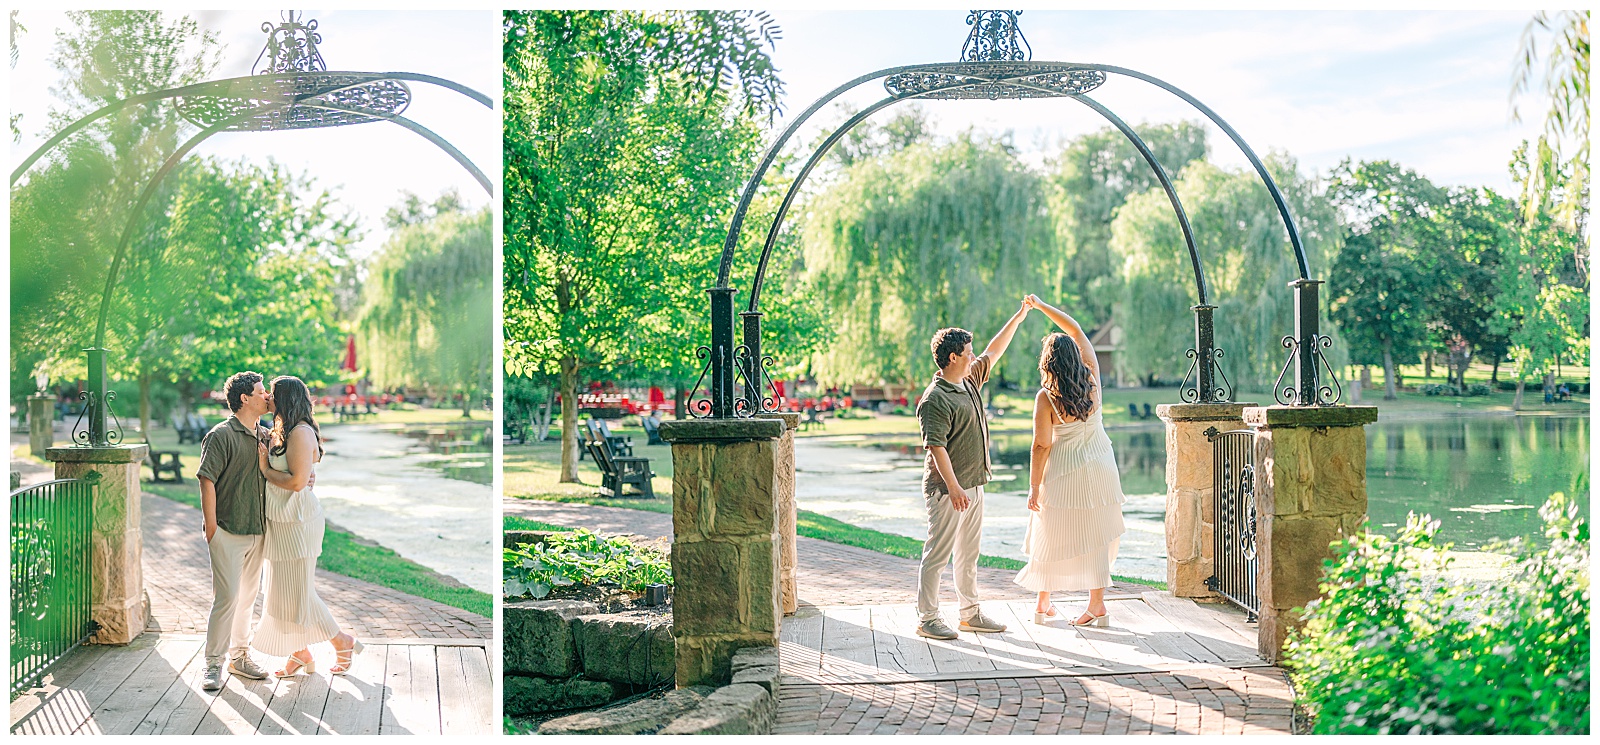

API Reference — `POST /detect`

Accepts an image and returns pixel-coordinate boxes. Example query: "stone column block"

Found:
[47,444,149,645]
[760,413,801,616]
[661,418,786,689]
[1244,405,1377,662]
[28,395,54,458]
[1155,403,1256,599]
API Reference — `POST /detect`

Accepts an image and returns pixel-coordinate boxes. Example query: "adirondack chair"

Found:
[641,415,665,446]
[586,419,633,457]
[584,431,655,499]
[174,413,203,445]
[146,450,184,483]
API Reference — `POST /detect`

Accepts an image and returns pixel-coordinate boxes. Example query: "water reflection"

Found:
[875,415,1589,550]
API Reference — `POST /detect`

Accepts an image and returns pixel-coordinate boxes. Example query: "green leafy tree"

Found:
[1114,154,1342,390]
[800,131,1053,389]
[503,10,786,481]
[1047,120,1209,328]
[358,198,493,417]
[1512,10,1589,238]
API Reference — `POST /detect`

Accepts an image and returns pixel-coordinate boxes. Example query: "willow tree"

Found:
[802,132,1054,389]
[503,10,785,481]
[1047,121,1209,329]
[358,204,492,416]
[1113,155,1342,390]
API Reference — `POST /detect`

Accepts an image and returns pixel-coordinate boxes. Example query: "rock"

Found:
[504,599,597,677]
[660,683,774,735]
[730,646,779,674]
[730,666,779,696]
[503,675,617,715]
[573,612,674,685]
[539,685,715,735]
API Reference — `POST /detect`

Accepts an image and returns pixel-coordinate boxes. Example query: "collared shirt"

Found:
[196,416,267,536]
[917,352,993,498]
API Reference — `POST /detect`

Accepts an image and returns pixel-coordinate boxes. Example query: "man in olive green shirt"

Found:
[195,371,274,690]
[914,299,1032,640]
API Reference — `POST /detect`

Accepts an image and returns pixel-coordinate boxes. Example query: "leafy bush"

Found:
[503,529,672,600]
[1285,493,1589,734]
[1419,383,1460,396]
[1465,383,1492,396]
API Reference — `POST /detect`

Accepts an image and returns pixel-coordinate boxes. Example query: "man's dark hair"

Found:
[930,328,973,370]
[224,371,264,413]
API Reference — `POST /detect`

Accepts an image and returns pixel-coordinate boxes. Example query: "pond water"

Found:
[793,414,1589,582]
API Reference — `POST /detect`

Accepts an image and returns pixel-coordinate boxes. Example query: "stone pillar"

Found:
[1155,402,1256,599]
[759,413,801,616]
[659,418,785,688]
[28,395,54,458]
[47,445,149,645]
[1243,405,1377,662]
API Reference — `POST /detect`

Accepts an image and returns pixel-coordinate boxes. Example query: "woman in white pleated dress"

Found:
[255,375,362,677]
[1014,295,1126,627]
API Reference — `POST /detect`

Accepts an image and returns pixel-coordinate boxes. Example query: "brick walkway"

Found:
[506,498,1294,736]
[144,493,488,640]
[776,666,1295,735]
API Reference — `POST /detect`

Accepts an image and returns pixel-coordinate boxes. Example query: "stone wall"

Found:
[1155,403,1255,599]
[503,599,674,717]
[1244,405,1377,661]
[659,418,785,688]
[47,444,147,645]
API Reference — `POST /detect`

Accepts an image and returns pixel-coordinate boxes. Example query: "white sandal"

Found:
[1033,603,1062,625]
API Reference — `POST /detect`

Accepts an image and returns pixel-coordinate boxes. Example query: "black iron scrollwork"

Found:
[1179,347,1235,404]
[687,346,715,419]
[1239,464,1257,561]
[255,11,327,75]
[1273,334,1342,405]
[884,63,1105,100]
[961,10,1031,62]
[176,74,411,132]
[71,391,123,448]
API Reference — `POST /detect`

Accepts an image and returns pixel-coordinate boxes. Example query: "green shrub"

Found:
[1465,383,1492,396]
[503,529,672,600]
[1285,494,1590,734]
[1419,383,1460,396]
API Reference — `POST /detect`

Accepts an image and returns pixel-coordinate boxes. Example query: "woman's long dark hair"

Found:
[1039,333,1096,421]
[269,375,323,459]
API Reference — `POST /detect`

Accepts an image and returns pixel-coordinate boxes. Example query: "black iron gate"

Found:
[1204,427,1259,621]
[10,477,99,697]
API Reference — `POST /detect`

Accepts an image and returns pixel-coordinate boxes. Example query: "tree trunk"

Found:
[462,387,473,418]
[1491,359,1500,384]
[674,381,687,420]
[559,354,581,483]
[1423,352,1432,380]
[139,371,152,445]
[1382,341,1398,400]
[533,382,554,442]
[1512,379,1525,411]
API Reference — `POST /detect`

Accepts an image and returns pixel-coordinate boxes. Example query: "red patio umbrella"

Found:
[341,334,358,373]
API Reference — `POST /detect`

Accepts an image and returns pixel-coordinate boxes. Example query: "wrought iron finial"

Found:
[961,10,1031,62]
[253,11,327,75]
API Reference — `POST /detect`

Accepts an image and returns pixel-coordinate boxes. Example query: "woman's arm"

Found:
[1027,295,1099,383]
[1028,389,1055,511]
[258,426,316,492]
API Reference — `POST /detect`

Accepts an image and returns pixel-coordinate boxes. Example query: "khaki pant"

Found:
[206,527,265,662]
[917,485,985,622]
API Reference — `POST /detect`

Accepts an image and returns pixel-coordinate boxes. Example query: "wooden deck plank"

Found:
[779,610,825,678]
[870,605,937,676]
[1016,602,1121,672]
[408,645,444,736]
[1142,594,1262,663]
[10,637,117,733]
[818,607,878,681]
[258,660,333,736]
[14,639,157,735]
[437,646,494,735]
[924,606,996,675]
[378,645,412,735]
[86,637,203,736]
[192,664,281,735]
[318,642,388,735]
[133,641,219,736]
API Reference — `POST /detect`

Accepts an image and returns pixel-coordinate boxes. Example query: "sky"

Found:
[9,9,499,260]
[762,9,1547,194]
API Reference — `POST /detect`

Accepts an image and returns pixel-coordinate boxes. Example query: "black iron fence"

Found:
[1205,428,1260,621]
[10,477,98,698]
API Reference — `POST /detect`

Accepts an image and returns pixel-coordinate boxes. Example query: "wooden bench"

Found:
[584,434,655,499]
[585,419,633,457]
[800,408,827,431]
[146,450,183,483]
[173,413,207,445]
[641,416,665,446]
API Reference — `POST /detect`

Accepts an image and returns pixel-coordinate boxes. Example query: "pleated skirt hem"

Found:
[253,558,340,657]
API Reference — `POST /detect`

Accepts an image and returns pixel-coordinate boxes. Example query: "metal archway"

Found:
[12,12,494,447]
[693,10,1339,419]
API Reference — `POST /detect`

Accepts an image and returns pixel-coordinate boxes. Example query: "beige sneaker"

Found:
[959,611,1007,633]
[228,654,270,681]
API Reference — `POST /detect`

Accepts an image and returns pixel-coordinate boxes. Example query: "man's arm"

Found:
[927,445,971,511]
[199,477,219,542]
[981,300,1032,367]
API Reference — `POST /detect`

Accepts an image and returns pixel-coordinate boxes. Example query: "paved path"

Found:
[505,498,1293,736]
[145,493,489,640]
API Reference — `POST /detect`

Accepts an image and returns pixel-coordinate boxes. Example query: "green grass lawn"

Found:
[504,443,1164,590]
[145,481,491,618]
